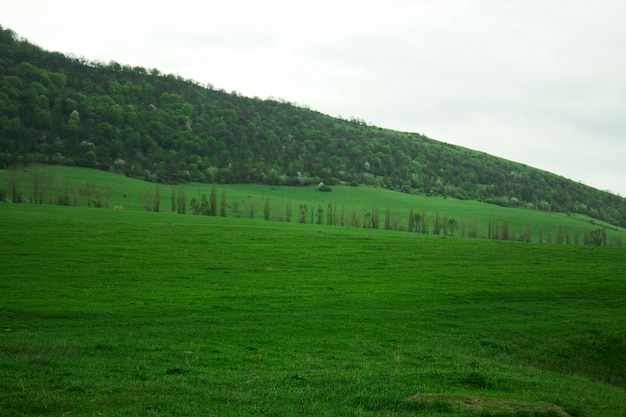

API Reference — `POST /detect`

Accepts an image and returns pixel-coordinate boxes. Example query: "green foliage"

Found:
[0,24,625,227]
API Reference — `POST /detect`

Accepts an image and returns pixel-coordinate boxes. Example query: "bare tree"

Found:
[348,206,360,228]
[384,207,391,230]
[522,223,533,243]
[502,218,510,241]
[8,165,21,203]
[177,186,186,214]
[209,183,217,216]
[390,210,402,231]
[247,197,260,219]
[371,206,380,229]
[140,188,153,211]
[285,200,292,222]
[170,186,177,213]
[153,185,161,212]
[433,212,441,235]
[81,180,97,207]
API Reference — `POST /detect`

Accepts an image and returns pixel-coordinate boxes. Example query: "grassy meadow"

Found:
[1,200,625,416]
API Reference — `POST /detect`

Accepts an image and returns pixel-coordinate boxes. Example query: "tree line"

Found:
[147,184,620,247]
[4,165,114,208]
[3,165,621,247]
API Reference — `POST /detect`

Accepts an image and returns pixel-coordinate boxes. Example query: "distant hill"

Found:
[1,25,624,227]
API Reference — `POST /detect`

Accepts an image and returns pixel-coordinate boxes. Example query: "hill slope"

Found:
[1,25,624,226]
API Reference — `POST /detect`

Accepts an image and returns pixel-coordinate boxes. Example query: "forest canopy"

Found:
[0,25,624,226]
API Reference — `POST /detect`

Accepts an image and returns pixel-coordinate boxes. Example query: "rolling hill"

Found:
[1,24,624,226]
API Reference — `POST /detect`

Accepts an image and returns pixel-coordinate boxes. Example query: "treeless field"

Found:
[1,203,624,416]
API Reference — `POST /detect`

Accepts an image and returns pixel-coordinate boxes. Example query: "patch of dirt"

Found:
[406,393,570,416]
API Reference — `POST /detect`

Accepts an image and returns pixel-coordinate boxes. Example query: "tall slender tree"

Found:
[316,203,323,224]
[153,185,161,212]
[171,186,177,213]
[502,218,510,241]
[433,212,441,235]
[522,223,533,243]
[177,186,186,214]
[264,197,271,220]
[220,189,227,217]
[384,207,391,230]
[285,201,292,223]
[371,206,380,229]
[209,183,218,216]
[408,207,416,232]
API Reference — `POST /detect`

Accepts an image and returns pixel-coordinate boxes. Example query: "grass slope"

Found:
[1,165,623,244]
[1,204,624,416]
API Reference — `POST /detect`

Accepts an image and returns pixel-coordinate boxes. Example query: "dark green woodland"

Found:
[1,25,624,226]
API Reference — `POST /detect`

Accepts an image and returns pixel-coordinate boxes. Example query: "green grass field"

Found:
[1,203,624,416]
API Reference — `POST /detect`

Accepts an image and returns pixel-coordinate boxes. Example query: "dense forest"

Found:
[1,25,625,227]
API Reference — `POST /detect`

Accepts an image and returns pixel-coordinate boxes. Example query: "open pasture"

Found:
[0,204,624,416]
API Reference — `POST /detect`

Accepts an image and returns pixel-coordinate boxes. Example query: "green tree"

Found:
[264,197,271,220]
[298,204,308,223]
[285,201,292,223]
[200,194,209,215]
[84,150,97,168]
[447,218,458,236]
[190,197,200,215]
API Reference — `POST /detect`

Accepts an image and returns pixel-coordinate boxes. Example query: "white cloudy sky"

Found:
[4,0,626,196]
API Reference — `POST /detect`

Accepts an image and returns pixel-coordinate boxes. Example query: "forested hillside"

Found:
[1,25,624,226]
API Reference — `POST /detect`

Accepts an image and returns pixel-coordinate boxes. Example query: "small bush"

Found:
[318,184,332,192]
[463,372,489,389]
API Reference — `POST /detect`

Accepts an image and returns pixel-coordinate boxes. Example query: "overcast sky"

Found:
[4,0,626,196]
